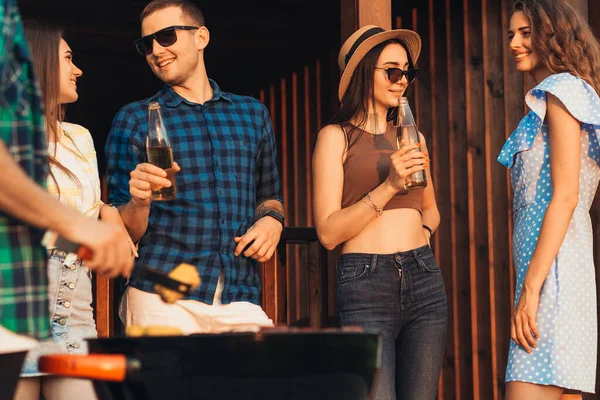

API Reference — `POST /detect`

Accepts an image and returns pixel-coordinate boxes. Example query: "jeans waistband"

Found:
[46,249,84,268]
[339,244,432,264]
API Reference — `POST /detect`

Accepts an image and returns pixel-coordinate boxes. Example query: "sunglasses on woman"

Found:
[134,25,199,56]
[374,67,420,84]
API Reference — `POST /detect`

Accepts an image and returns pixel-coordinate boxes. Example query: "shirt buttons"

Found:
[218,190,223,195]
[63,301,71,308]
[70,342,81,349]
[61,332,68,338]
[67,282,75,290]
[69,265,76,270]
[58,319,66,326]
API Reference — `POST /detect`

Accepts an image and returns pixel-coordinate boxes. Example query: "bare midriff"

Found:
[341,208,427,254]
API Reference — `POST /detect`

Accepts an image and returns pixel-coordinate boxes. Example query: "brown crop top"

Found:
[341,122,424,213]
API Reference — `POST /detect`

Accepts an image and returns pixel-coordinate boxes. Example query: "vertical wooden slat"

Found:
[304,65,314,227]
[446,0,474,398]
[308,240,328,327]
[95,176,113,337]
[276,241,288,324]
[262,83,285,324]
[94,278,113,338]
[280,78,290,222]
[316,59,323,130]
[429,0,454,398]
[280,77,298,324]
[464,0,493,397]
[292,72,300,228]
[482,0,511,398]
[293,72,310,323]
[340,0,392,41]
[591,0,600,33]
[412,6,432,150]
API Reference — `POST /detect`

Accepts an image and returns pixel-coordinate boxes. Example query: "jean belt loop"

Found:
[370,254,377,273]
[412,248,420,263]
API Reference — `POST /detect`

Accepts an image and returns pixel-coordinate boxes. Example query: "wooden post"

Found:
[340,0,392,41]
[589,0,599,32]
[566,0,588,20]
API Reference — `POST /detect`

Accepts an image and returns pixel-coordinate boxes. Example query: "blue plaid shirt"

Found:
[105,80,282,305]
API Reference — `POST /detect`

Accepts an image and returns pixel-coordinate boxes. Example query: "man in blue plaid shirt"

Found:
[107,0,284,333]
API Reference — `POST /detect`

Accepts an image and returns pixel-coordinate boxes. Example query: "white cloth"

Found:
[119,273,274,335]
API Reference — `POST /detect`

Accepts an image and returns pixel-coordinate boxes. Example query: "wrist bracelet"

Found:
[363,192,384,216]
[423,224,433,238]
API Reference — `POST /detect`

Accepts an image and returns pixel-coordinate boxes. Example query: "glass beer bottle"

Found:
[146,101,177,201]
[394,97,427,190]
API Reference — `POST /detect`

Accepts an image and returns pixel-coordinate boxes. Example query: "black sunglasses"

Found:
[374,67,420,84]
[134,25,199,56]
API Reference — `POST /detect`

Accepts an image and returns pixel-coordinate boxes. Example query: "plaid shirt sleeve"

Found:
[105,107,144,206]
[254,104,283,204]
[0,0,50,339]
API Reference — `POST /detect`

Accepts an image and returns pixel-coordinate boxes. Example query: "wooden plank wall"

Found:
[256,0,600,399]
[258,52,341,327]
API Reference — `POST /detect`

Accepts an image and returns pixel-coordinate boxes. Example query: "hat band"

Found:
[344,27,386,66]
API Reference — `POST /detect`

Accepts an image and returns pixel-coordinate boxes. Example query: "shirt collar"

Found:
[160,79,232,107]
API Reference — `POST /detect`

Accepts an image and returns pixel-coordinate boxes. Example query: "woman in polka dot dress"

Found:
[498,1,600,399]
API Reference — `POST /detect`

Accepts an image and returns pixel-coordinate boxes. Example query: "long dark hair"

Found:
[330,39,415,148]
[513,0,600,94]
[23,20,81,195]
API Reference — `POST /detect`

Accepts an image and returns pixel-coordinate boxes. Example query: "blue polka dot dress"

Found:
[498,73,600,392]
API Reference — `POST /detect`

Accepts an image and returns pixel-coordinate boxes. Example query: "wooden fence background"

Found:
[256,0,600,399]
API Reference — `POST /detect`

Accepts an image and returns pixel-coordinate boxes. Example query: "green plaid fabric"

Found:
[0,0,50,339]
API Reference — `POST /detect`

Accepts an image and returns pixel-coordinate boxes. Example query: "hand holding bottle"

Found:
[387,144,429,192]
[394,97,428,190]
[129,161,181,207]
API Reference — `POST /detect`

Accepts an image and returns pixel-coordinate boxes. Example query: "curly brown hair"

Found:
[514,0,600,94]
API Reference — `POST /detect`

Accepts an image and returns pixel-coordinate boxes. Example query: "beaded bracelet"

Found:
[362,191,384,216]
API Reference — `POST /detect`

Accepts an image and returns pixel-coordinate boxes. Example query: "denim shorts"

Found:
[21,251,97,377]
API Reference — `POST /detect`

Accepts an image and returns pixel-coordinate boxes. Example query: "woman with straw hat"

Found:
[312,25,447,400]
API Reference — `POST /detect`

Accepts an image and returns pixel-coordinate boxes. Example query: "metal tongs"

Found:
[42,231,200,301]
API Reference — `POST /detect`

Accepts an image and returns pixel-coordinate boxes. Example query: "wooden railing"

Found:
[261,227,331,328]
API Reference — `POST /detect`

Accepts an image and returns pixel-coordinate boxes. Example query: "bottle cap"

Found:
[148,101,161,110]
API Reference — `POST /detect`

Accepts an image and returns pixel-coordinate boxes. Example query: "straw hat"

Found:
[338,25,422,101]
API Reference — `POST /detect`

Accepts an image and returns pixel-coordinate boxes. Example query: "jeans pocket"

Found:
[418,255,442,274]
[338,263,370,285]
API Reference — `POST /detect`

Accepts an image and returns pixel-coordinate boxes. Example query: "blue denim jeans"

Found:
[337,245,447,400]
